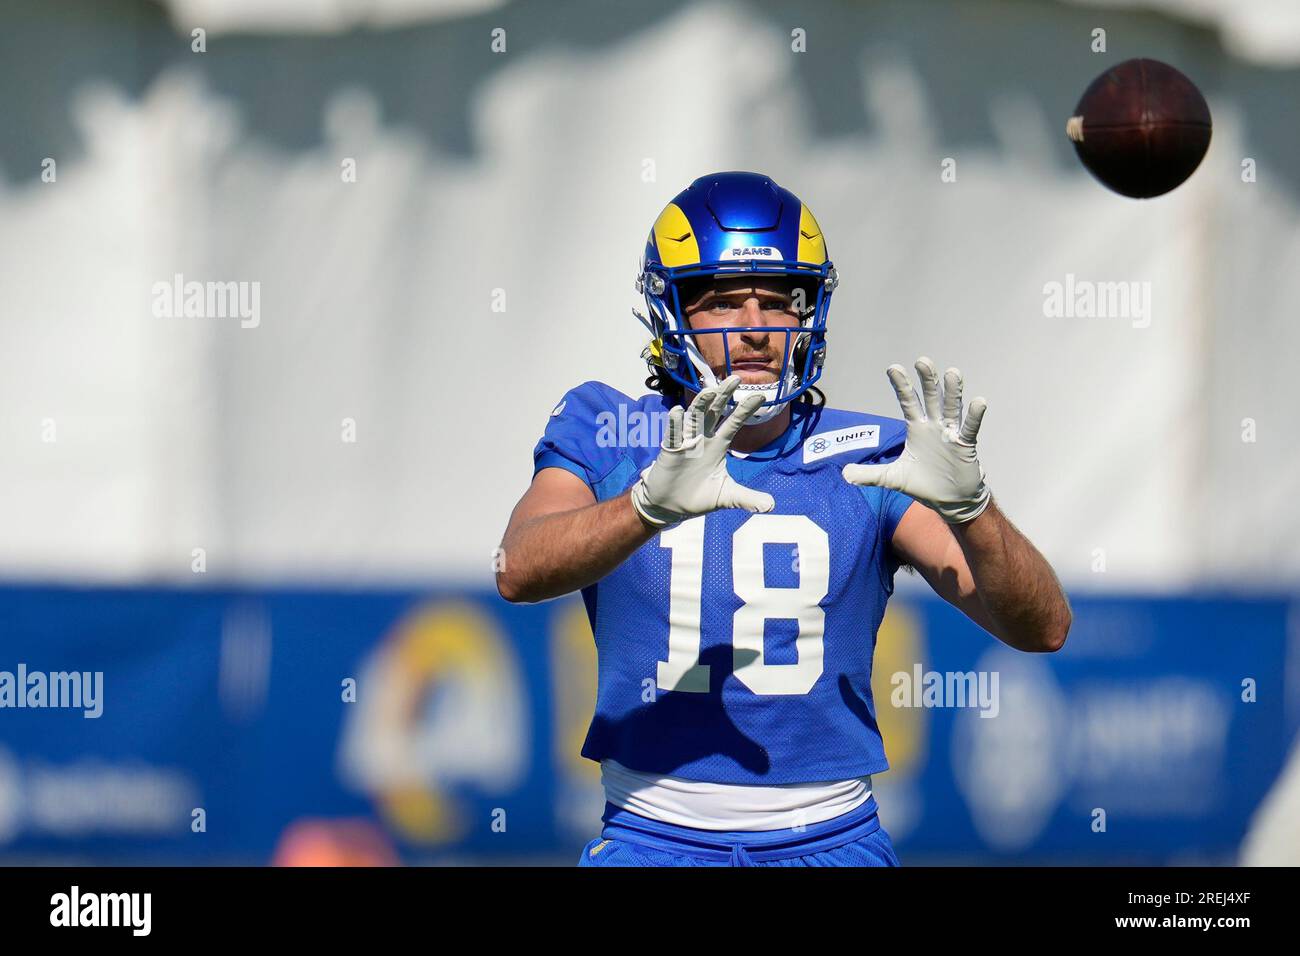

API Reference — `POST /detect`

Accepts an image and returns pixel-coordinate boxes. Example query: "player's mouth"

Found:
[716,358,779,384]
[727,355,777,372]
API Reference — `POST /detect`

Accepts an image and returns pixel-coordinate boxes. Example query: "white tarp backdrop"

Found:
[0,0,1297,587]
[161,0,1300,66]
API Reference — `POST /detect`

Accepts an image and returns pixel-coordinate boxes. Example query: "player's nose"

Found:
[738,325,772,349]
[738,297,769,326]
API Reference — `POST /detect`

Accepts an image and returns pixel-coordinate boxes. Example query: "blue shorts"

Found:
[578,794,900,867]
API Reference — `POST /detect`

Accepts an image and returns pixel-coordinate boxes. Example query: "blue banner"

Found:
[0,585,1293,864]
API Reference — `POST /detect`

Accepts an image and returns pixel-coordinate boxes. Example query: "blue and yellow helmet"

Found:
[636,171,837,411]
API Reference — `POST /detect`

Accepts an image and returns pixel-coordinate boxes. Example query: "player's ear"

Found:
[792,332,811,371]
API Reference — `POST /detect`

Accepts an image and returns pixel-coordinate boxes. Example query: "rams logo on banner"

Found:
[338,602,527,844]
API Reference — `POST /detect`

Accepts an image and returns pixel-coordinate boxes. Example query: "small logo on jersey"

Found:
[720,246,782,260]
[550,400,566,417]
[803,424,879,463]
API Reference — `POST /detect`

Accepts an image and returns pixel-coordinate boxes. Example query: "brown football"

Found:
[1067,58,1212,198]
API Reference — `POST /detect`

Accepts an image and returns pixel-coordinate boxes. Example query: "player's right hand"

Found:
[629,375,776,527]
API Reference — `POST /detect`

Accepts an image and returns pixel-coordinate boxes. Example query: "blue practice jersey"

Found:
[532,381,914,785]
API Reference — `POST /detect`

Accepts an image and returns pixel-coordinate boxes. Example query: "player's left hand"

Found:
[841,357,992,524]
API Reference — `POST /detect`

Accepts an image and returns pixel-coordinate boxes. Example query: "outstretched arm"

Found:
[844,357,1071,652]
[496,469,657,603]
[892,499,1071,652]
[498,376,774,603]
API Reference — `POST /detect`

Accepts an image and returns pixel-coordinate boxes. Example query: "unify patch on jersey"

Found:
[803,424,880,463]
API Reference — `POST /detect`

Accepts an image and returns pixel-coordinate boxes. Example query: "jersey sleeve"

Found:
[532,381,635,495]
[877,485,915,543]
[847,416,916,588]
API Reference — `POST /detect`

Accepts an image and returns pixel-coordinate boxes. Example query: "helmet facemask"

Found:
[636,261,835,425]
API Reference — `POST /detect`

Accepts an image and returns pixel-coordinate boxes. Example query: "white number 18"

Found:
[656,514,830,696]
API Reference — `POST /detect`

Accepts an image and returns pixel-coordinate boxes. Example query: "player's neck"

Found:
[729,403,792,453]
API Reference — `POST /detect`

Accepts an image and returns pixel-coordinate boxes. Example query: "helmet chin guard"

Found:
[635,172,836,419]
[732,380,795,427]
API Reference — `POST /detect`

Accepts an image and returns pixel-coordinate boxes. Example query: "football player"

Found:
[497,172,1071,866]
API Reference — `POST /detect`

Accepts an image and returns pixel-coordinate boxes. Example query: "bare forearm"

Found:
[496,492,659,603]
[951,501,1071,652]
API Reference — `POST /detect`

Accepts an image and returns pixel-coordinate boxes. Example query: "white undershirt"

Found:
[601,759,872,832]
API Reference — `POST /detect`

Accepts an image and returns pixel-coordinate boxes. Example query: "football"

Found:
[1066,58,1212,198]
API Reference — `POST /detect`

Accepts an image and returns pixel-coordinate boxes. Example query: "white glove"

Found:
[842,357,991,524]
[630,375,776,527]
